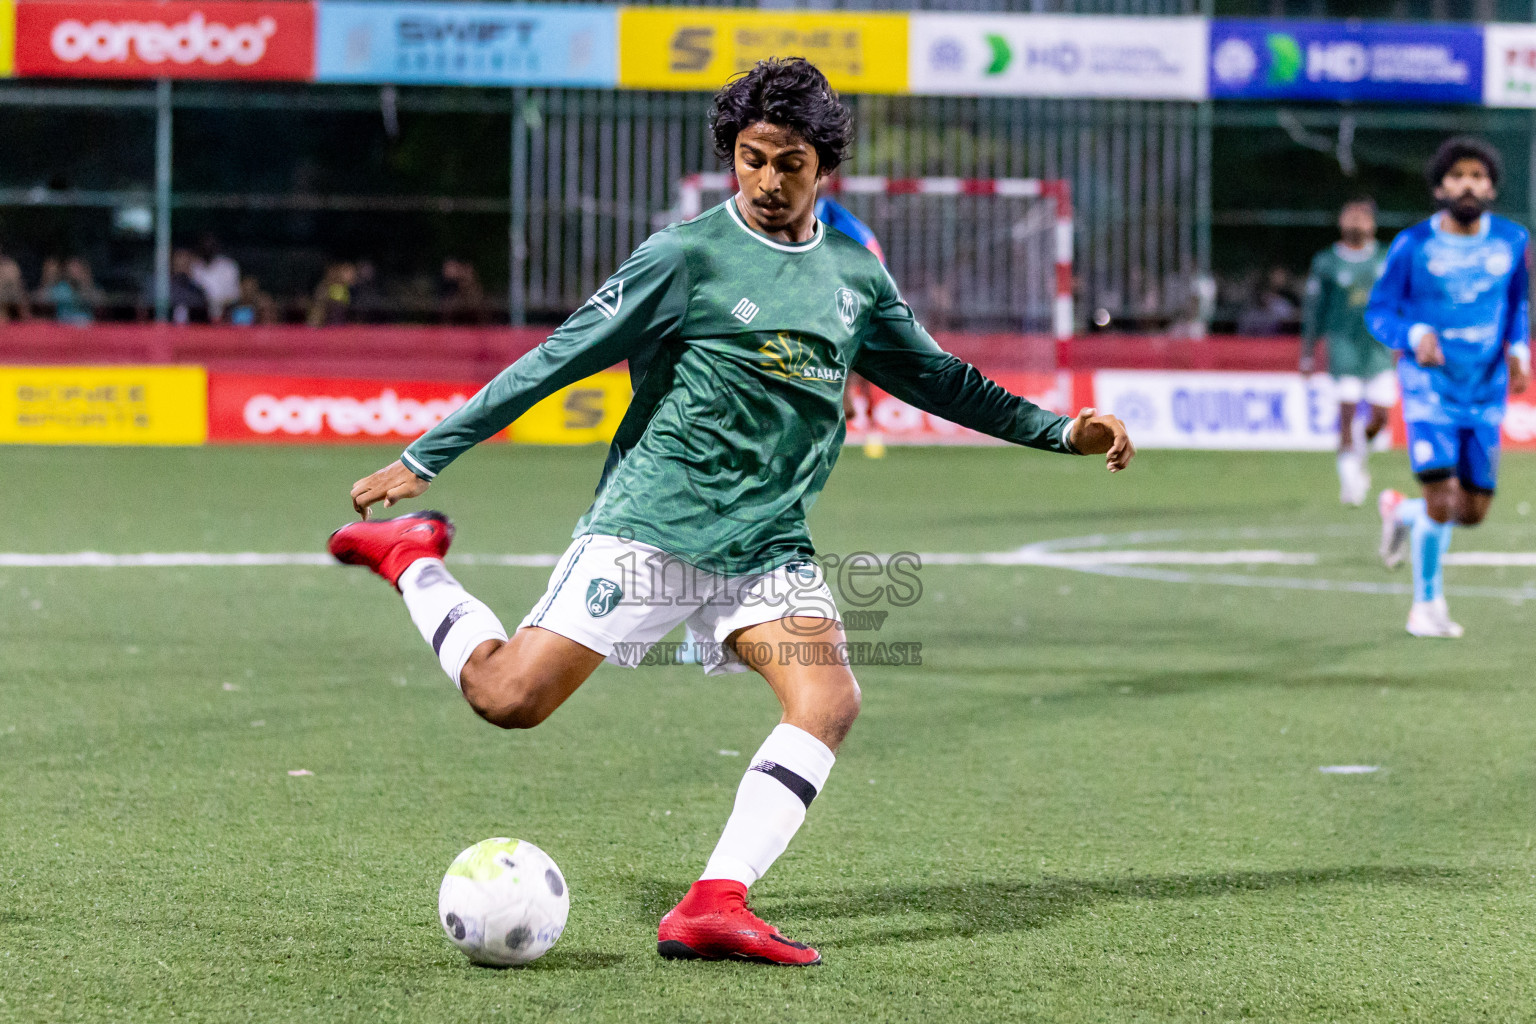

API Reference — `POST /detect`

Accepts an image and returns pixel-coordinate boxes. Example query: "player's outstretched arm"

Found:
[1067,407,1135,473]
[350,460,431,519]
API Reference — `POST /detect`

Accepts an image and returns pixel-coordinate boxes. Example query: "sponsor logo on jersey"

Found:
[731,297,759,324]
[757,331,845,384]
[587,279,623,319]
[835,287,859,331]
[585,578,622,617]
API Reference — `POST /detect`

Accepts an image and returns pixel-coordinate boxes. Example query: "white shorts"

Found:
[1334,369,1397,408]
[518,534,841,676]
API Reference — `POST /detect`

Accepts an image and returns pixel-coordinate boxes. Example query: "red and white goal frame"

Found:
[676,173,1074,340]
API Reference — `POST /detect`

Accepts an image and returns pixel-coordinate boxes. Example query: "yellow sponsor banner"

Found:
[0,0,14,78]
[0,366,208,445]
[507,371,630,445]
[619,8,907,94]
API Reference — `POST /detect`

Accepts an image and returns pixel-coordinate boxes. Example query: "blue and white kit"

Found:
[1366,212,1530,492]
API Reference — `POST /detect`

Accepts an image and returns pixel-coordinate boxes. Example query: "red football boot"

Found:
[657,880,821,966]
[327,510,455,590]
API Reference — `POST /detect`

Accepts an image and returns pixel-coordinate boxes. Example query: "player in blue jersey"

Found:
[1367,137,1531,637]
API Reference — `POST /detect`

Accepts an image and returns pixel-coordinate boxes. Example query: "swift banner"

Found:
[315,1,616,87]
[0,0,15,76]
[909,14,1208,100]
[1209,20,1482,104]
[14,0,314,80]
[1484,23,1536,107]
[0,365,207,444]
[618,7,906,94]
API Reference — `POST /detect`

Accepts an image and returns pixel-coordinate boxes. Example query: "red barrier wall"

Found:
[0,323,1303,376]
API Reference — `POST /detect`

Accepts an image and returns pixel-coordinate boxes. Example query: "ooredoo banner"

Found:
[909,14,1208,100]
[208,373,480,443]
[14,0,315,80]
[315,1,617,87]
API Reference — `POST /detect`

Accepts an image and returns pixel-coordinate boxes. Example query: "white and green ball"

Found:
[438,838,569,966]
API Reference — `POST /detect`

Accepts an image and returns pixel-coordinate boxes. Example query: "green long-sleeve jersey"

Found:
[403,198,1078,575]
[1301,242,1394,378]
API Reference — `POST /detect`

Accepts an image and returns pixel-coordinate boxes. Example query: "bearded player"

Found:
[1300,197,1394,505]
[329,58,1134,965]
[1370,137,1530,638]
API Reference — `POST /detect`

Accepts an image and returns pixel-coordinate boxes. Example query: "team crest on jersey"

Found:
[585,578,623,617]
[835,288,860,331]
[587,279,623,319]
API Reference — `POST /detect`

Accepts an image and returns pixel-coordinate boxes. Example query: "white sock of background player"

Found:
[398,558,508,689]
[700,723,836,887]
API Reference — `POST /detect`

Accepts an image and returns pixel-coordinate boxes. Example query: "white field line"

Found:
[0,549,1310,569]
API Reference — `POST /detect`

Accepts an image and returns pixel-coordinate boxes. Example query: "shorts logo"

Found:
[732,298,759,324]
[835,288,859,331]
[1413,439,1436,464]
[585,578,623,617]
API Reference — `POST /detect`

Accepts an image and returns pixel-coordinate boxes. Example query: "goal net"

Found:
[675,173,1073,339]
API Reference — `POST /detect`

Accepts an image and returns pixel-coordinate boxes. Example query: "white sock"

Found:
[398,558,507,689]
[1336,450,1353,487]
[701,724,836,887]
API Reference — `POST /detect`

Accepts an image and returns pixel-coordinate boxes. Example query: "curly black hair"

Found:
[1427,136,1503,190]
[709,57,853,174]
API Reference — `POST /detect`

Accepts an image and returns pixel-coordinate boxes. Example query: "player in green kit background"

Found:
[1300,197,1396,505]
[329,57,1135,966]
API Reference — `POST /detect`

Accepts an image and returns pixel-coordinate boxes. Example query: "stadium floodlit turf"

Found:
[6,444,1536,1023]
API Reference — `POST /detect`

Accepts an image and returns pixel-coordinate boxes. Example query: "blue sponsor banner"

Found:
[316,2,616,87]
[1210,20,1483,104]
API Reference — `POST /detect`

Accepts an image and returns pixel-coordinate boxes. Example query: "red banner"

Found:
[15,1,314,80]
[207,373,485,443]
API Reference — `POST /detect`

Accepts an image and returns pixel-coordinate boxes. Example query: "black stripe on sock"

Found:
[750,759,817,808]
[432,601,473,656]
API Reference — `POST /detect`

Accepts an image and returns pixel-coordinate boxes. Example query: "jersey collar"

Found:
[725,196,825,253]
[1332,241,1379,262]
[1431,211,1491,242]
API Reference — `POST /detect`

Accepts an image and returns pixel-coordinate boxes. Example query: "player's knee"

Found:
[823,676,863,742]
[1458,501,1490,527]
[460,666,552,730]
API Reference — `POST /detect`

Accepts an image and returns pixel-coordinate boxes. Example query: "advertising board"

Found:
[0,365,207,444]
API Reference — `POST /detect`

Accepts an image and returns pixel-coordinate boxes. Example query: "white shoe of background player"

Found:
[1378,489,1410,568]
[1407,597,1464,639]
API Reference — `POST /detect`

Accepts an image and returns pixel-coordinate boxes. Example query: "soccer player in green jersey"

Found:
[330,57,1134,966]
[1300,197,1396,506]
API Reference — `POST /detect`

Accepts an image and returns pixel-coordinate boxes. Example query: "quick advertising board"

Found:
[14,0,314,80]
[909,14,1208,100]
[315,1,616,87]
[1093,370,1341,451]
[1209,19,1482,104]
[618,7,907,94]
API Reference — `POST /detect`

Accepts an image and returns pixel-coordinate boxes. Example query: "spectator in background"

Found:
[438,257,488,324]
[191,234,240,322]
[1236,265,1300,335]
[0,246,30,323]
[351,259,386,323]
[168,248,210,324]
[37,257,103,326]
[308,261,356,326]
[228,275,278,326]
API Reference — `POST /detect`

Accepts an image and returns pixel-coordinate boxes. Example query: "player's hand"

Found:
[1069,407,1135,473]
[1413,330,1445,367]
[1510,352,1531,395]
[350,460,430,519]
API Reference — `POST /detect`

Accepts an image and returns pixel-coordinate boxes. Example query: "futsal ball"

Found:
[438,838,569,966]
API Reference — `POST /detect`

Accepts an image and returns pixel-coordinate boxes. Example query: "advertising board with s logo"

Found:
[0,0,15,77]
[14,0,315,80]
[507,370,631,445]
[0,365,207,445]
[618,7,907,94]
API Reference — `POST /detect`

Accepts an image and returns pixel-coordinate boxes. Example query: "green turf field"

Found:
[6,444,1536,1023]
